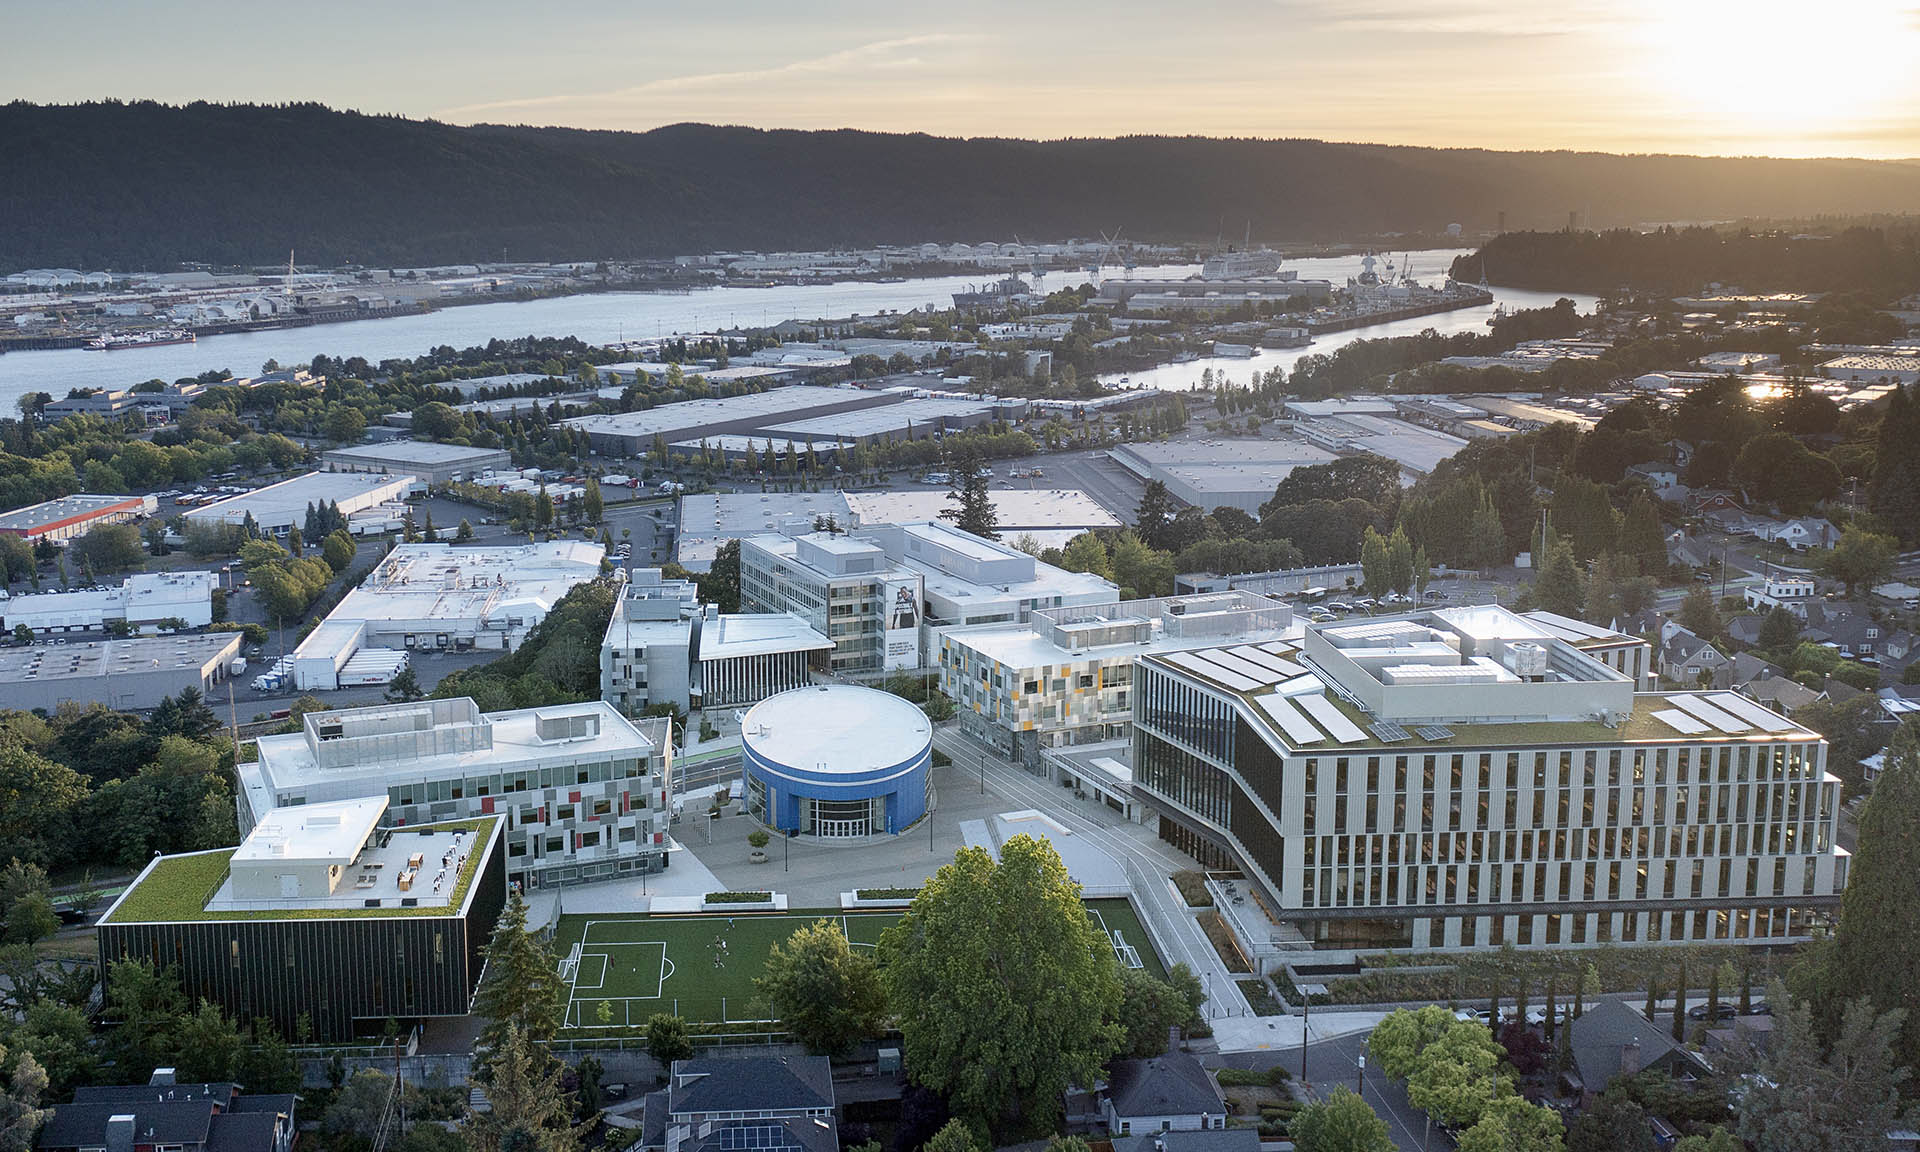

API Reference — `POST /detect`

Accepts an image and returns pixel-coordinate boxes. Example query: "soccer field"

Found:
[552,899,1163,1029]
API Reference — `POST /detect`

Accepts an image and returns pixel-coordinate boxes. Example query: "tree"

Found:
[697,539,741,614]
[921,1119,980,1152]
[535,486,555,530]
[0,745,88,868]
[4,896,55,946]
[466,1028,590,1152]
[1290,1087,1392,1152]
[323,405,366,444]
[1677,585,1722,643]
[384,667,425,703]
[1056,533,1114,580]
[583,479,603,524]
[877,835,1123,1139]
[645,1014,693,1068]
[1823,526,1897,598]
[1758,606,1800,652]
[1360,527,1390,596]
[1791,695,1887,789]
[1533,535,1584,619]
[1568,1091,1656,1152]
[322,529,357,573]
[71,523,146,574]
[1617,492,1667,577]
[0,1042,51,1152]
[1672,1128,1743,1152]
[1466,495,1509,572]
[942,469,999,541]
[325,1070,398,1144]
[1134,481,1175,552]
[1736,986,1919,1152]
[1830,722,1920,1066]
[1115,964,1207,1058]
[1456,1097,1564,1152]
[1386,525,1415,595]
[456,518,475,542]
[471,891,565,1047]
[756,919,888,1057]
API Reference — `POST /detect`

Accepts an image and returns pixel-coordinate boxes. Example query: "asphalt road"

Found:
[1218,1032,1449,1152]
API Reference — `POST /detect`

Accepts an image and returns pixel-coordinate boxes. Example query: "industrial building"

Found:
[1094,274,1333,313]
[742,685,931,838]
[0,631,242,712]
[599,569,831,716]
[0,570,217,634]
[940,591,1294,764]
[97,799,507,1042]
[675,490,1123,570]
[1293,412,1469,478]
[237,697,672,889]
[561,385,905,456]
[762,396,1000,445]
[291,541,604,690]
[1130,605,1845,963]
[321,440,513,485]
[184,471,415,535]
[0,493,157,542]
[1111,438,1339,515]
[667,435,851,464]
[741,520,1118,675]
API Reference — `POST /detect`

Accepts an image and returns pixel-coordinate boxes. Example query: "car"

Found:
[1308,611,1338,624]
[1525,1005,1570,1027]
[1381,592,1411,605]
[1422,589,1449,601]
[1695,569,1716,582]
[1325,601,1355,614]
[1746,999,1772,1016]
[1687,1001,1735,1021]
[1353,597,1378,610]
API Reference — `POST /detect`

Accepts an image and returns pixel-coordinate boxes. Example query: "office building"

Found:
[741,521,1117,675]
[742,686,931,838]
[291,541,604,689]
[939,591,1294,764]
[600,569,831,715]
[237,697,672,889]
[1517,610,1654,689]
[97,799,507,1042]
[321,440,512,486]
[1131,605,1845,960]
[1,570,216,634]
[0,631,242,713]
[184,471,414,536]
[0,493,158,542]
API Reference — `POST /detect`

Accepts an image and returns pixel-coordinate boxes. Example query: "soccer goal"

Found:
[1112,929,1144,970]
[558,941,583,982]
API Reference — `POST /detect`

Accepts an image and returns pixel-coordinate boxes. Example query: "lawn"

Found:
[551,897,1164,1029]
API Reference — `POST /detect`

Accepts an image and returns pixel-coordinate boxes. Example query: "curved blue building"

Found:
[741,685,932,837]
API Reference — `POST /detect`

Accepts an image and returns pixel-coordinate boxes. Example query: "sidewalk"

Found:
[1210,1009,1389,1053]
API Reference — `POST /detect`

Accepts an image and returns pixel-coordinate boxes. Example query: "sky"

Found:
[8,0,1920,158]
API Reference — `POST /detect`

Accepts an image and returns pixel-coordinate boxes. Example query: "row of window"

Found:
[385,758,647,805]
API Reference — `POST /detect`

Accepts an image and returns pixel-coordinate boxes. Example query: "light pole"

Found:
[1356,1053,1365,1095]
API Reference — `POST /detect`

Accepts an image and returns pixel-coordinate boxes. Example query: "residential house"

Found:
[1625,461,1680,492]
[1110,1131,1261,1152]
[1565,1001,1712,1107]
[1660,626,1732,689]
[1765,518,1839,551]
[1741,676,1821,714]
[1820,614,1886,661]
[1725,614,1764,648]
[640,1057,837,1152]
[1730,652,1787,686]
[1743,577,1817,619]
[1104,1051,1229,1136]
[37,1070,296,1152]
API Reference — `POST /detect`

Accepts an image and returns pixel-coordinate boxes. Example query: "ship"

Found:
[951,276,1032,313]
[1202,247,1283,279]
[85,328,198,351]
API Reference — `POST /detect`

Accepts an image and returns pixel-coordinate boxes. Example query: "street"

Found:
[1217,1032,1449,1152]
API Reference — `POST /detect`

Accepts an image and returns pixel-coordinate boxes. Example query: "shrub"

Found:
[704,891,772,904]
[1173,870,1214,907]
[1196,910,1252,974]
[747,829,770,849]
[855,887,922,900]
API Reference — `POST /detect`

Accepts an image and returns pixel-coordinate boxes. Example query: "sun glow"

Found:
[1641,0,1916,149]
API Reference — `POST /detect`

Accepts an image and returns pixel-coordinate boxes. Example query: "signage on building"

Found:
[883,576,923,670]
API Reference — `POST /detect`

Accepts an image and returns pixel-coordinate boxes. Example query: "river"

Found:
[0,249,1592,412]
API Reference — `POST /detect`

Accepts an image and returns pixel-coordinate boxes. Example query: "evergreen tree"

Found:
[1618,491,1668,577]
[1533,535,1584,618]
[941,466,999,541]
[1830,721,1920,1069]
[465,1027,590,1152]
[1360,526,1390,596]
[1678,585,1722,643]
[471,891,565,1047]
[1466,494,1508,572]
[1870,384,1920,544]
[1134,481,1175,551]
[1758,606,1800,652]
[583,479,603,524]
[1386,525,1414,595]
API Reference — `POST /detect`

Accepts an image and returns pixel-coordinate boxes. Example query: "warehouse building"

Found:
[97,798,507,1042]
[740,520,1117,675]
[1131,604,1845,964]
[763,396,1000,445]
[0,493,158,542]
[940,591,1294,764]
[0,631,242,712]
[321,440,513,486]
[561,385,905,456]
[1111,438,1339,515]
[291,541,604,690]
[237,697,672,890]
[599,568,831,715]
[185,471,415,536]
[0,570,217,634]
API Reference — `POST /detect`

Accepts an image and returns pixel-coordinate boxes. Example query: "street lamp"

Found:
[1356,1053,1365,1095]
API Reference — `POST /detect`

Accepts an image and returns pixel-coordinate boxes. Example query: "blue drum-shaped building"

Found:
[741,685,932,837]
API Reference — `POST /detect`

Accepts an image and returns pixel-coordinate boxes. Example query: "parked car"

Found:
[1326,601,1355,614]
[1422,589,1449,601]
[1687,1001,1735,1021]
[1525,1005,1570,1027]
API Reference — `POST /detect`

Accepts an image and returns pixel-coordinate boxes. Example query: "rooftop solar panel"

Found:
[1296,694,1370,744]
[1668,694,1750,734]
[1229,646,1307,678]
[1196,648,1284,684]
[1162,650,1262,693]
[1652,709,1709,735]
[1705,692,1799,733]
[1371,721,1412,743]
[1414,725,1456,741]
[1257,693,1326,745]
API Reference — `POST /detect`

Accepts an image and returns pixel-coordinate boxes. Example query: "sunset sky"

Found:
[10,0,1920,158]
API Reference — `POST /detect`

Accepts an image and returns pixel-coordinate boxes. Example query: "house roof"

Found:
[1742,677,1820,712]
[1662,630,1724,665]
[1730,652,1783,684]
[1106,1052,1225,1120]
[1726,616,1764,647]
[668,1057,834,1116]
[69,1085,239,1108]
[202,1113,283,1152]
[1111,1130,1262,1152]
[39,1102,217,1150]
[42,1090,293,1152]
[687,1119,839,1152]
[1568,1001,1710,1094]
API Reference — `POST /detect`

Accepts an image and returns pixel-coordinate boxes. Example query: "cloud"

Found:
[438,33,979,122]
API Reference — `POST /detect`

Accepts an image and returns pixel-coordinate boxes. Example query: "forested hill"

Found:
[9,101,1920,272]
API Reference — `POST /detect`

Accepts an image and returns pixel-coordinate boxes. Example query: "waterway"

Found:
[0,248,1591,413]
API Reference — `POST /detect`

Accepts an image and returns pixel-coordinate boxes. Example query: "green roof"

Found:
[102,817,497,924]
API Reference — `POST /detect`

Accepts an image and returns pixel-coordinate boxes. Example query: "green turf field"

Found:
[551,898,1163,1029]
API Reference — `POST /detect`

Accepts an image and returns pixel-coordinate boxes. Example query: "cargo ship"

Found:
[85,329,198,351]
